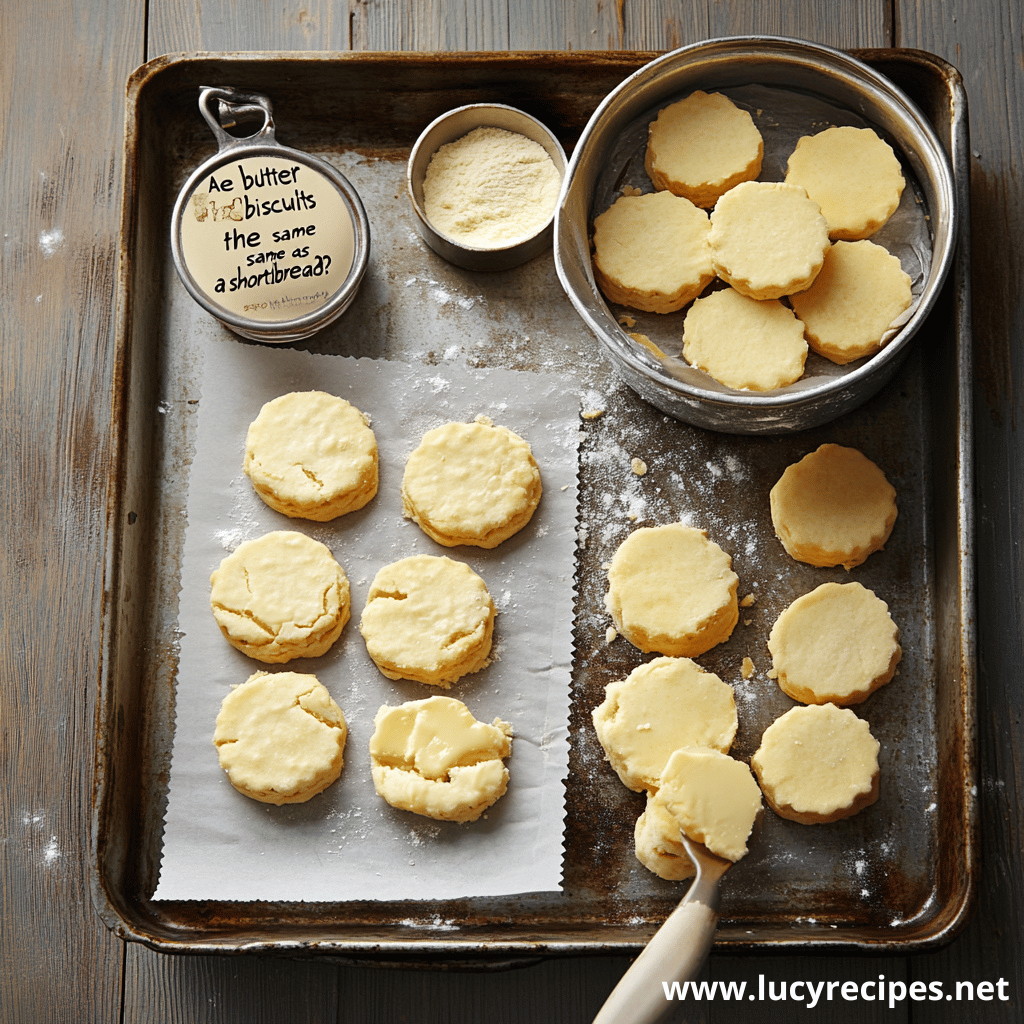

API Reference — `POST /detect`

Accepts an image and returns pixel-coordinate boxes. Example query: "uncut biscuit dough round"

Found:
[591,190,715,313]
[369,695,513,822]
[243,390,378,522]
[656,747,762,862]
[644,90,764,208]
[401,416,542,548]
[214,671,347,805]
[709,181,829,300]
[592,656,737,793]
[785,125,905,240]
[634,794,696,881]
[359,554,495,686]
[768,581,902,706]
[788,239,913,365]
[604,523,739,658]
[210,530,350,663]
[682,287,808,390]
[751,703,880,824]
[770,443,897,569]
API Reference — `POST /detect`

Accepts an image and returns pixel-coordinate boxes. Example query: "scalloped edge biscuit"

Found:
[644,90,764,208]
[770,443,898,569]
[243,391,378,522]
[401,416,542,548]
[210,530,350,663]
[214,671,347,805]
[751,703,880,824]
[634,793,697,881]
[768,581,902,705]
[785,125,905,240]
[709,181,829,300]
[592,190,715,313]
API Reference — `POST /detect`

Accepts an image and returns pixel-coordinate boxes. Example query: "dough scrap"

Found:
[656,747,762,862]
[592,656,737,793]
[785,125,905,240]
[682,286,808,390]
[709,181,829,300]
[604,523,739,658]
[788,239,913,365]
[214,671,347,804]
[369,695,513,822]
[359,554,495,686]
[751,703,880,824]
[401,416,542,548]
[644,90,764,208]
[770,443,897,569]
[634,793,697,881]
[768,581,902,705]
[591,190,715,313]
[210,530,350,663]
[243,390,378,522]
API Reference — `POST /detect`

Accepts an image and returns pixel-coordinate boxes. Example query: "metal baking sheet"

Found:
[94,48,975,960]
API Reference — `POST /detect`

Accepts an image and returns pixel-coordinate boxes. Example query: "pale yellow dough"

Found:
[709,181,829,300]
[592,656,737,793]
[369,695,513,822]
[634,793,696,881]
[644,90,764,208]
[768,582,902,706]
[591,190,715,313]
[604,523,739,658]
[656,747,762,862]
[243,390,378,522]
[788,239,913,365]
[359,554,495,686]
[401,416,542,548]
[751,703,880,824]
[682,287,808,390]
[785,125,905,240]
[770,443,897,569]
[210,531,350,663]
[214,671,347,804]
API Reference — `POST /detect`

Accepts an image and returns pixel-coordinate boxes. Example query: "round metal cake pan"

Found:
[554,36,957,434]
[408,103,566,272]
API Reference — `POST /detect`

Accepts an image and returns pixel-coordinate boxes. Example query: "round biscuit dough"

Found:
[708,181,830,300]
[770,443,897,569]
[369,695,513,822]
[768,581,902,706]
[785,125,905,240]
[401,416,542,548]
[210,530,350,663]
[592,656,737,792]
[751,703,880,824]
[591,190,715,313]
[634,794,696,881]
[644,90,763,208]
[788,239,913,365]
[656,747,762,862]
[682,286,808,390]
[214,671,347,805]
[604,523,739,658]
[359,554,495,686]
[243,391,378,522]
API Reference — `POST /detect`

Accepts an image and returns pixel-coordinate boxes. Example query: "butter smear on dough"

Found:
[423,126,561,248]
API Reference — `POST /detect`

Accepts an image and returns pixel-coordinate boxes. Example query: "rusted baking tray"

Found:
[95,48,975,962]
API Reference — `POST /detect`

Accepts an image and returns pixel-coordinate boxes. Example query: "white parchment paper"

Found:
[154,338,580,901]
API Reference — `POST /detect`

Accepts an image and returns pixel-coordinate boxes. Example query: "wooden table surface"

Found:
[2,2,1021,1021]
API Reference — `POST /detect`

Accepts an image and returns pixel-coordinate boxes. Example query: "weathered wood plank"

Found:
[0,0,145,1021]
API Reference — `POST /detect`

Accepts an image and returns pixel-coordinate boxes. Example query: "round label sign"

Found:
[177,154,357,324]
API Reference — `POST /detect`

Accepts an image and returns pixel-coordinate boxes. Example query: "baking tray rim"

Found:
[93,45,978,961]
